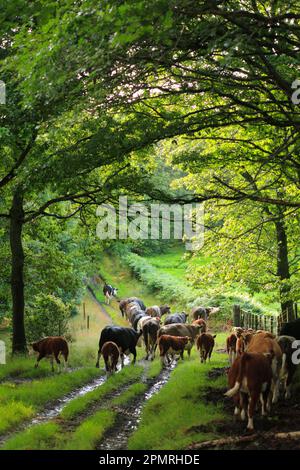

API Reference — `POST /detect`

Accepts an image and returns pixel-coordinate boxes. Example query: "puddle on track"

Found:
[97,361,176,450]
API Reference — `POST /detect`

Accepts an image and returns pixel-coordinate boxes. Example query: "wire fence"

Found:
[232,303,298,335]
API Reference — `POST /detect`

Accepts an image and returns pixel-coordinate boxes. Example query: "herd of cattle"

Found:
[96,296,219,369]
[225,323,300,430]
[30,287,300,434]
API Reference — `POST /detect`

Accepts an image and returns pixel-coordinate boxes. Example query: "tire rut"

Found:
[96,362,177,450]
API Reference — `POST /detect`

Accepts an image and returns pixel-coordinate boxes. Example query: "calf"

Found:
[236,335,245,357]
[192,318,207,332]
[226,333,237,365]
[225,353,272,431]
[247,334,282,403]
[277,335,298,399]
[103,284,118,305]
[196,333,216,363]
[101,341,120,374]
[157,324,202,357]
[164,312,188,325]
[142,318,161,360]
[96,326,142,368]
[31,337,69,372]
[158,334,190,366]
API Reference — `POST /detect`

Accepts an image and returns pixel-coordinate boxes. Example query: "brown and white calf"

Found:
[247,334,282,404]
[192,318,207,332]
[101,341,120,374]
[226,333,237,365]
[158,335,190,366]
[196,333,216,363]
[31,337,69,371]
[225,352,273,431]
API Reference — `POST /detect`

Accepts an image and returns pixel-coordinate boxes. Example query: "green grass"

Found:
[0,402,34,435]
[111,383,147,406]
[0,368,102,435]
[2,422,62,450]
[147,359,162,379]
[61,365,143,420]
[62,409,116,450]
[128,347,228,450]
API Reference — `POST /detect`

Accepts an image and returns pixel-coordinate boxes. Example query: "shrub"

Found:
[25,293,71,342]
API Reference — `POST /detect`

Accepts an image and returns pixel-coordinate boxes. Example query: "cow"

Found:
[96,326,142,368]
[191,306,220,321]
[31,336,69,372]
[124,301,142,322]
[236,335,245,357]
[280,318,300,340]
[142,318,161,360]
[131,311,146,331]
[192,318,207,332]
[158,334,190,366]
[103,284,118,305]
[247,333,282,404]
[119,297,146,317]
[157,324,202,357]
[255,330,275,339]
[196,333,216,363]
[101,341,120,374]
[136,315,159,333]
[225,352,273,431]
[164,312,188,325]
[145,305,170,318]
[226,333,237,365]
[277,335,298,399]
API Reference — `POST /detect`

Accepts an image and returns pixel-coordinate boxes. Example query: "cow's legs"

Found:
[95,350,101,368]
[285,366,296,399]
[131,348,137,364]
[247,391,259,431]
[120,353,125,368]
[50,356,55,372]
[240,392,248,421]
[35,353,45,368]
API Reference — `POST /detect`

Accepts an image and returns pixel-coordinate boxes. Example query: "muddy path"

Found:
[97,362,176,450]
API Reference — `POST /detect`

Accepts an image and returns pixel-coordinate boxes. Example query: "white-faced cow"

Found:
[103,284,118,305]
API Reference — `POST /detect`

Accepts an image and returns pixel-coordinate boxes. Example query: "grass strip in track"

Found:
[128,352,228,450]
[111,383,147,406]
[61,410,116,450]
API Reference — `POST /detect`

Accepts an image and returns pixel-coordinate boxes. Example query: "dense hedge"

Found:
[121,251,273,319]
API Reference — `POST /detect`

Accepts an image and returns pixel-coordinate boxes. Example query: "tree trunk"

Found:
[275,214,294,320]
[9,192,27,354]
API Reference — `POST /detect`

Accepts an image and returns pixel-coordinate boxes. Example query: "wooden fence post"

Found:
[233,305,241,327]
[87,315,90,330]
[255,315,258,331]
[270,316,274,334]
[83,302,86,320]
[295,303,298,319]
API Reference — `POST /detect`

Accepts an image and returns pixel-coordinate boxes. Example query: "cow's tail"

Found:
[225,353,249,398]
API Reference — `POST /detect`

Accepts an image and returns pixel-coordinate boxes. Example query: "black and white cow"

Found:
[103,284,118,305]
[96,326,142,368]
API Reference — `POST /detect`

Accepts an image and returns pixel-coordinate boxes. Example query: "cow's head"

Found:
[112,288,118,297]
[160,305,170,315]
